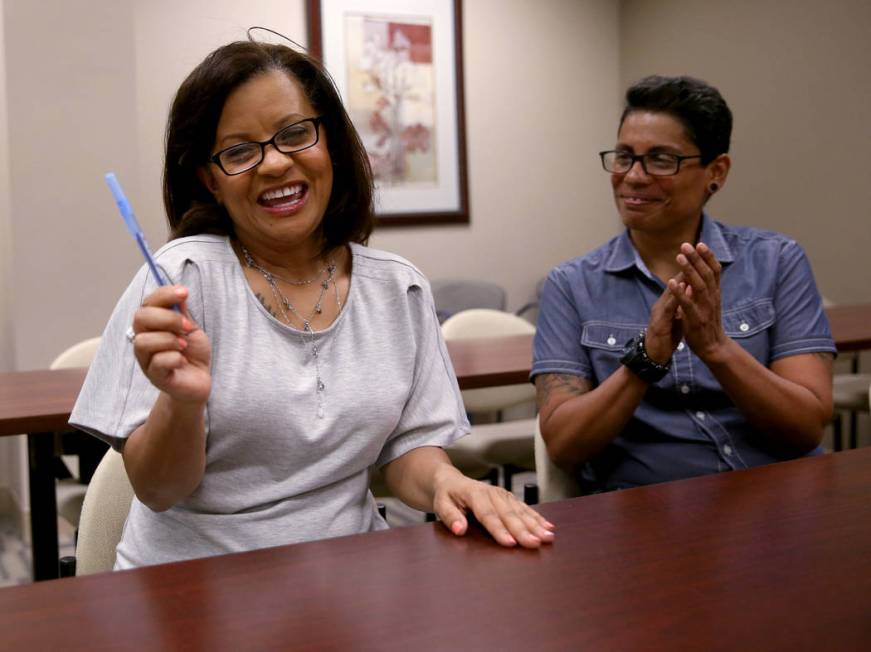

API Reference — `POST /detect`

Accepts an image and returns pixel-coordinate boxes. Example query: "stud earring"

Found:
[709,182,719,193]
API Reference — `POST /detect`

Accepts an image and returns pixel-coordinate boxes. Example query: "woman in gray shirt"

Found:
[71,38,553,569]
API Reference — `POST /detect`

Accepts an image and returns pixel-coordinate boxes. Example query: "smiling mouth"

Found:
[621,195,661,206]
[258,183,307,209]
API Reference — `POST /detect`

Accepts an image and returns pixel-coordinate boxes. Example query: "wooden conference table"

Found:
[1,303,870,582]
[1,447,869,650]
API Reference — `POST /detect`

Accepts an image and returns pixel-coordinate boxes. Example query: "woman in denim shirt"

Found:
[531,76,835,491]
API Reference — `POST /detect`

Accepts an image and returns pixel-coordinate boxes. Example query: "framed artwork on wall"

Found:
[307,0,469,226]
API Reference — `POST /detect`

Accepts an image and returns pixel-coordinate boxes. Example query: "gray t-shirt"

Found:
[70,235,470,569]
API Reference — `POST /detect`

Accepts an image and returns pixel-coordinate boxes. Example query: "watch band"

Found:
[620,330,671,383]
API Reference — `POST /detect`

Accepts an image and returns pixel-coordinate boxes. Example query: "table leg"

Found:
[27,432,59,581]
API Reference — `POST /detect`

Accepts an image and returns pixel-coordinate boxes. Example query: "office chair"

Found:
[59,448,134,576]
[533,415,581,502]
[832,367,870,450]
[824,298,869,450]
[441,309,536,490]
[514,277,547,324]
[431,279,506,323]
[50,337,106,530]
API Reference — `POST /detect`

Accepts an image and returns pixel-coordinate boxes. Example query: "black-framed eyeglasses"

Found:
[210,116,323,176]
[599,150,702,177]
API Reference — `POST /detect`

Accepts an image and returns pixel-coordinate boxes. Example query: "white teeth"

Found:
[261,184,303,201]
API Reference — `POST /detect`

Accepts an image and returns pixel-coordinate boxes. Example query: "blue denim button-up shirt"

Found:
[531,214,836,491]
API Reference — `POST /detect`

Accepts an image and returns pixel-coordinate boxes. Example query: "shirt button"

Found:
[723,445,733,456]
[739,323,750,332]
[680,384,690,394]
[607,336,616,346]
[695,411,705,420]
[677,342,685,351]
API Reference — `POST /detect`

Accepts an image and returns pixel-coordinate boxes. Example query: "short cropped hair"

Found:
[619,75,732,164]
[163,41,374,249]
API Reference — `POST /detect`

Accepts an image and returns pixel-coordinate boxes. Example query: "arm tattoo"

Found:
[255,292,279,319]
[535,373,592,410]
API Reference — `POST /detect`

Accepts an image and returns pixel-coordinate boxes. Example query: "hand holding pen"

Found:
[105,173,212,402]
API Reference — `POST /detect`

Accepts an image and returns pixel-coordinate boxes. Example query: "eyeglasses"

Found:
[210,117,323,176]
[599,150,702,177]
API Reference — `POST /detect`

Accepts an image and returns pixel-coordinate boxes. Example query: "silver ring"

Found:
[125,326,137,343]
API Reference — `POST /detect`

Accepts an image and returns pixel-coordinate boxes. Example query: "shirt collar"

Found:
[604,213,735,274]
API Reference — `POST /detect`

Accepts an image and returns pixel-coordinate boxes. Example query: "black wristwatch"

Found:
[620,330,671,383]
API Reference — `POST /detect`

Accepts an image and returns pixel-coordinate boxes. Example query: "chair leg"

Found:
[523,483,539,505]
[58,556,76,578]
[833,414,843,452]
[503,465,515,491]
[849,411,859,450]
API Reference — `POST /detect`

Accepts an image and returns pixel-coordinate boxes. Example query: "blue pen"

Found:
[105,172,180,310]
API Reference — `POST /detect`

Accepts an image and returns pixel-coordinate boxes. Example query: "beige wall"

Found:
[4,0,619,373]
[369,0,621,308]
[5,0,140,372]
[620,0,871,304]
[1,0,619,372]
[0,0,619,508]
[0,0,10,373]
[131,0,620,315]
[0,0,19,512]
[2,0,868,507]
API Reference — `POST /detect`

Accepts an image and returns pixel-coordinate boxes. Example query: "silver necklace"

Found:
[259,261,332,286]
[241,245,341,419]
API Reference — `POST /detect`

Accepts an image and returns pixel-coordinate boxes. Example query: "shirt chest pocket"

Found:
[722,299,775,363]
[581,322,645,378]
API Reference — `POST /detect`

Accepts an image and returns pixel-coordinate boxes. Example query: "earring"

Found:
[709,182,719,193]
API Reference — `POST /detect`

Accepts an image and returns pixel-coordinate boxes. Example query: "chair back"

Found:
[75,448,134,575]
[534,416,581,502]
[431,280,506,323]
[441,309,536,412]
[50,337,102,369]
[51,336,103,528]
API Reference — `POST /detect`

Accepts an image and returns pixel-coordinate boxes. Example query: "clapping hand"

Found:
[645,273,685,365]
[668,242,727,361]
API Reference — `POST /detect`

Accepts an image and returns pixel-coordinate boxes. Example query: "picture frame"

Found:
[307,0,469,226]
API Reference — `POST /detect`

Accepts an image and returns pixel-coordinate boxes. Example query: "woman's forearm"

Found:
[537,368,649,472]
[381,446,459,512]
[122,392,207,512]
[702,341,832,452]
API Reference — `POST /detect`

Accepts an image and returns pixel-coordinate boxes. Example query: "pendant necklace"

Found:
[241,245,341,418]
